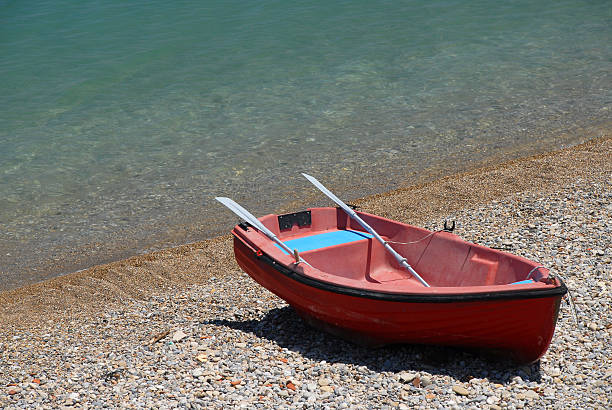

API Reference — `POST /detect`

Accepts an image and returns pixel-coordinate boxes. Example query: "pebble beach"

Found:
[1,135,610,409]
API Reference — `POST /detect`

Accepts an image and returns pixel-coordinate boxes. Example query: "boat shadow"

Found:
[205,306,542,384]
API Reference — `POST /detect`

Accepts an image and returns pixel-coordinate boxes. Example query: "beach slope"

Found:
[0,135,610,408]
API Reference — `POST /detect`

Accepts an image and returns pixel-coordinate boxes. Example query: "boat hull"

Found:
[234,237,564,363]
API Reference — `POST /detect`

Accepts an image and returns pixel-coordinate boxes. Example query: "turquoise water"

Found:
[1,0,611,289]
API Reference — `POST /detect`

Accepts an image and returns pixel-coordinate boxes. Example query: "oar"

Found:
[301,173,430,287]
[215,197,310,266]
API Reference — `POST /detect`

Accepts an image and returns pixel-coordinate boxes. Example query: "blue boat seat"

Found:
[509,279,535,285]
[277,230,373,254]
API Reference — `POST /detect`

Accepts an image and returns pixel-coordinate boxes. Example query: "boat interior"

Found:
[253,207,548,288]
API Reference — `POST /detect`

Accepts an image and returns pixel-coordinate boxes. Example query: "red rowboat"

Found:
[230,207,566,363]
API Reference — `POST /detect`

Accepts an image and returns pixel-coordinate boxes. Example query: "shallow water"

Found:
[1,0,610,290]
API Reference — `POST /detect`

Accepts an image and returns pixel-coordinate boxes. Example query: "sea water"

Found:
[1,0,610,289]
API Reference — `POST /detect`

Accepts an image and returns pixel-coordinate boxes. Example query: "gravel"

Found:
[1,142,610,409]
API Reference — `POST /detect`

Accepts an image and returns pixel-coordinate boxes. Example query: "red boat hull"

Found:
[231,208,566,363]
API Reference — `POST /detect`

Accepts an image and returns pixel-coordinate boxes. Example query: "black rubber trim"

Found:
[255,250,568,303]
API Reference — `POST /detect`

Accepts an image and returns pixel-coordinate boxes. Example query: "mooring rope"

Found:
[526,265,547,280]
[547,272,578,325]
[385,230,443,245]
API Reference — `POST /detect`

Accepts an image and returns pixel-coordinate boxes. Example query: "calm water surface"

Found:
[1,0,610,289]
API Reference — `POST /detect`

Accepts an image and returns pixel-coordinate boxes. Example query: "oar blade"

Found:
[215,196,308,264]
[301,173,354,215]
[215,197,273,237]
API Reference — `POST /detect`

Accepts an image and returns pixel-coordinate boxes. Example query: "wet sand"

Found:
[0,129,610,331]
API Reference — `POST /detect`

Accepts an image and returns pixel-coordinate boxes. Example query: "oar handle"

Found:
[302,173,430,287]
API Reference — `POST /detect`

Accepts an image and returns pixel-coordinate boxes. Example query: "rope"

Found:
[385,230,443,245]
[524,267,577,325]
[554,273,578,325]
[387,231,579,326]
[525,265,547,280]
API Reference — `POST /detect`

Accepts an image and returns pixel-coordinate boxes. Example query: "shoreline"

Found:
[1,132,609,330]
[0,134,610,408]
[2,120,609,293]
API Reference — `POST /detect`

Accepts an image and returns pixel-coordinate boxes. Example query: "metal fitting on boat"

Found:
[443,220,455,232]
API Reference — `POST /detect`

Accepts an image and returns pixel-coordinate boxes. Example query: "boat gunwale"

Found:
[240,238,568,303]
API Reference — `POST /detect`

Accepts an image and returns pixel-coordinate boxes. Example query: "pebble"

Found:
[0,176,610,408]
[452,385,470,396]
[399,372,418,383]
[517,389,540,401]
[172,330,187,342]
